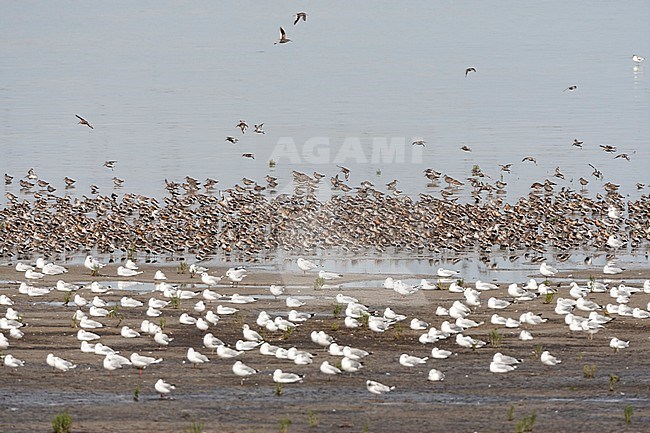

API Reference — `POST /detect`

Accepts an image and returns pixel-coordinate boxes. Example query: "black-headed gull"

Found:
[155,378,175,399]
[366,380,395,394]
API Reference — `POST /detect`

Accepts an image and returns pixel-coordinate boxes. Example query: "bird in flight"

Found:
[225,136,238,144]
[460,145,472,152]
[632,54,645,63]
[103,161,117,170]
[237,120,248,134]
[563,85,577,92]
[600,144,617,153]
[465,67,476,77]
[242,153,255,159]
[521,156,537,164]
[75,114,94,129]
[294,12,307,25]
[572,139,583,148]
[412,140,426,146]
[254,123,265,134]
[275,27,291,45]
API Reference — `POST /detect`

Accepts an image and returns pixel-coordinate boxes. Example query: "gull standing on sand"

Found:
[273,369,303,383]
[366,380,395,394]
[155,379,175,398]
[201,272,222,286]
[297,258,318,274]
[117,266,143,277]
[540,350,561,366]
[540,262,558,277]
[232,360,258,382]
[84,256,106,273]
[187,347,209,367]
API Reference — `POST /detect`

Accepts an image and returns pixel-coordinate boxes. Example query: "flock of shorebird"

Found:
[2,255,649,399]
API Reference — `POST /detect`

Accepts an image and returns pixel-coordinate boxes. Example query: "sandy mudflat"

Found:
[1,263,649,432]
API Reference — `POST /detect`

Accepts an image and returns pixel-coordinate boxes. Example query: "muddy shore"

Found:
[1,263,649,432]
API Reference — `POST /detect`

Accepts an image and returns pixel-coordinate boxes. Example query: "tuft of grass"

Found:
[185,420,205,433]
[330,321,340,332]
[269,159,276,168]
[62,291,72,306]
[313,277,325,290]
[515,411,536,433]
[169,295,181,309]
[177,260,188,274]
[332,303,343,318]
[507,404,515,421]
[307,410,318,428]
[133,384,140,402]
[609,374,620,392]
[282,326,294,340]
[275,383,283,396]
[582,364,596,379]
[127,244,137,260]
[90,264,100,277]
[278,418,292,433]
[158,318,166,330]
[543,292,555,304]
[359,312,370,326]
[624,405,633,424]
[489,328,503,348]
[393,322,404,340]
[375,168,381,176]
[532,344,544,360]
[52,410,73,433]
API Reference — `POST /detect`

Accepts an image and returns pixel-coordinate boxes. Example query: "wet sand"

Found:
[1,264,649,432]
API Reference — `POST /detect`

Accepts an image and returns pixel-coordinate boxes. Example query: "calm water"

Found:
[1,1,648,202]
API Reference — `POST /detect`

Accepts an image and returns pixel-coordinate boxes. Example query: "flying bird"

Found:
[465,67,476,77]
[275,27,291,45]
[632,54,645,63]
[572,139,583,148]
[242,153,255,159]
[563,85,577,92]
[236,120,248,134]
[412,140,426,146]
[75,114,94,129]
[225,136,238,144]
[293,12,307,25]
[254,123,265,134]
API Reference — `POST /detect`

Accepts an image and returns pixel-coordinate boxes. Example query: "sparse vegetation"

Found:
[62,291,72,306]
[489,328,503,348]
[543,293,555,304]
[185,420,205,433]
[313,277,325,290]
[275,383,283,396]
[330,321,340,331]
[532,344,544,359]
[393,323,404,340]
[507,405,515,421]
[456,278,465,287]
[282,326,294,340]
[359,312,370,326]
[375,168,382,176]
[269,159,276,168]
[52,410,72,433]
[278,418,292,433]
[609,374,620,392]
[90,264,100,277]
[169,295,181,309]
[624,405,633,424]
[158,318,166,330]
[177,260,188,274]
[515,411,536,433]
[332,303,343,318]
[582,364,596,379]
[307,410,318,428]
[133,384,140,402]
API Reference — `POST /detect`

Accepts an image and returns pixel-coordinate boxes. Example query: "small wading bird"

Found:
[563,85,577,92]
[275,27,291,45]
[75,114,93,129]
[465,67,476,77]
[632,54,645,63]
